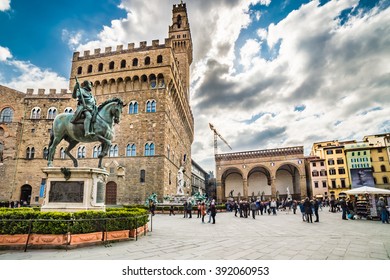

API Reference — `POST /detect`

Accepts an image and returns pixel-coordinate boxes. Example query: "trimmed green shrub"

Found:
[32,212,72,234]
[71,211,106,234]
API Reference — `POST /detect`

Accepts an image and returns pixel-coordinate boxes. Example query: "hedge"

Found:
[0,208,149,235]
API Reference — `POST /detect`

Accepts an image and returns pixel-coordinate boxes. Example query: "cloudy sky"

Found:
[0,0,389,173]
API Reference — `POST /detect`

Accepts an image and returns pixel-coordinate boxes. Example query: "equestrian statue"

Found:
[47,77,126,169]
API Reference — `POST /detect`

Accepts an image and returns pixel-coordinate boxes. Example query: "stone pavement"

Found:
[0,208,389,260]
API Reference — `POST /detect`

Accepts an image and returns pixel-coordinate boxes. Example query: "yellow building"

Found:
[363,134,390,189]
[311,140,353,198]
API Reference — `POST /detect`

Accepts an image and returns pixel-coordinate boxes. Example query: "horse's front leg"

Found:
[98,139,111,169]
[47,136,62,167]
[64,140,79,167]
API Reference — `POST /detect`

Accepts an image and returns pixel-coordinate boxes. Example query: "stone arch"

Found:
[275,163,301,199]
[117,78,125,92]
[124,76,132,91]
[141,74,148,90]
[221,168,244,199]
[101,79,109,94]
[247,165,272,198]
[133,76,140,90]
[94,80,102,95]
[109,78,116,93]
[149,74,157,89]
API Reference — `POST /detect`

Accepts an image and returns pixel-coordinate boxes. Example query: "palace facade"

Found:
[0,2,194,205]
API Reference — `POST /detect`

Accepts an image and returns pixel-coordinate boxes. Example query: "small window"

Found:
[145,56,150,65]
[87,65,93,73]
[157,55,163,63]
[329,169,336,175]
[145,143,155,156]
[132,58,138,66]
[31,107,41,119]
[314,182,319,188]
[43,147,49,160]
[26,147,35,159]
[379,157,384,161]
[335,149,343,154]
[47,107,57,119]
[93,146,101,158]
[140,169,145,183]
[60,147,66,159]
[381,165,386,172]
[338,168,346,175]
[109,61,115,70]
[77,146,86,158]
[64,107,73,113]
[322,181,327,188]
[326,150,333,155]
[328,159,335,165]
[384,177,389,184]
[128,102,138,114]
[109,145,118,157]
[120,60,126,68]
[126,144,136,157]
[312,171,319,177]
[77,66,82,75]
[98,63,103,72]
[336,158,344,165]
[312,162,316,167]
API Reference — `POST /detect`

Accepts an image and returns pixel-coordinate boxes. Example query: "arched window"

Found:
[0,107,14,123]
[157,74,165,88]
[145,143,155,156]
[380,165,386,172]
[145,56,150,65]
[146,100,156,113]
[149,74,157,88]
[120,60,126,68]
[87,64,93,73]
[93,146,101,158]
[132,58,138,66]
[128,102,138,114]
[26,147,35,159]
[43,147,49,159]
[60,147,66,159]
[109,61,115,70]
[31,107,41,119]
[77,146,86,158]
[64,107,73,113]
[177,15,182,28]
[109,144,118,157]
[384,177,389,184]
[47,107,57,119]
[98,63,103,72]
[157,55,163,63]
[126,144,136,157]
[77,66,82,75]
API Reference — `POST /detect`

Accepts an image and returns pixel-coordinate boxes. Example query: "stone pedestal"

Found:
[41,167,108,212]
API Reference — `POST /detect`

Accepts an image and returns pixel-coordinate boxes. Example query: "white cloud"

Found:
[240,39,261,70]
[0,46,12,61]
[0,0,10,12]
[0,59,68,92]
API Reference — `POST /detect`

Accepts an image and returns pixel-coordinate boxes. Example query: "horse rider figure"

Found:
[70,79,97,137]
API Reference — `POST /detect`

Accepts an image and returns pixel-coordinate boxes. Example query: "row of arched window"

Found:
[26,143,156,159]
[77,55,164,75]
[128,100,156,114]
[30,107,73,120]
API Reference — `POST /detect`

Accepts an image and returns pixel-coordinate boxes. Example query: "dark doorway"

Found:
[20,185,32,205]
[105,181,117,205]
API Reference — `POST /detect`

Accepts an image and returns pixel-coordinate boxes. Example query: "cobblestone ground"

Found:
[1,207,389,260]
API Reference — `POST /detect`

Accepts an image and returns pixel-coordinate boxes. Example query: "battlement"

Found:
[73,38,172,60]
[25,88,70,96]
[173,3,186,9]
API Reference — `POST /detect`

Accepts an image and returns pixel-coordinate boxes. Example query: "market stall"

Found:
[345,186,390,220]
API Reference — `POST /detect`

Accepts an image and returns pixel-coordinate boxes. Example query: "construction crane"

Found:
[209,123,232,155]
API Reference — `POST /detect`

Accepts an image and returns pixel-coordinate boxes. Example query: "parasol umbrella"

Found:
[345,186,390,195]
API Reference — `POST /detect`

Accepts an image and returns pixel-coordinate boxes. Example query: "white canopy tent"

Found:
[345,186,390,195]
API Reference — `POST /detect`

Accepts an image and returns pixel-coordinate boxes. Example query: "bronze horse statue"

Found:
[47,97,125,168]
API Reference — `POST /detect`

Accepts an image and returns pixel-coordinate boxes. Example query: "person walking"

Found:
[186,201,192,218]
[299,200,306,221]
[200,202,207,223]
[340,198,348,220]
[210,200,217,224]
[250,200,257,219]
[304,197,313,223]
[270,199,277,215]
[292,200,297,214]
[313,198,319,222]
[377,197,389,224]
[149,201,156,216]
[183,202,188,218]
[197,202,201,218]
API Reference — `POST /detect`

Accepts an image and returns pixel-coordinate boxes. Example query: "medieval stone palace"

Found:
[0,2,193,205]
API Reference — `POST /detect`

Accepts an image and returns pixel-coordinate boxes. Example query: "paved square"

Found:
[0,208,389,260]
